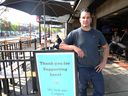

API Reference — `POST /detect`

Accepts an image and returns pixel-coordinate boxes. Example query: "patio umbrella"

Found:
[0,0,74,49]
[42,20,63,25]
[0,0,73,16]
[41,19,63,38]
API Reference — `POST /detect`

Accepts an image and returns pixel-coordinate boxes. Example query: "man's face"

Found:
[79,11,92,27]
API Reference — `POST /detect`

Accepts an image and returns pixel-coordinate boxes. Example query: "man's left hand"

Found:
[95,62,106,72]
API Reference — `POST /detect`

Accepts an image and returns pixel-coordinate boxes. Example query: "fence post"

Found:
[0,62,2,96]
[31,57,38,93]
[2,79,10,95]
[19,40,23,55]
[19,40,22,50]
[0,81,2,96]
[34,39,37,50]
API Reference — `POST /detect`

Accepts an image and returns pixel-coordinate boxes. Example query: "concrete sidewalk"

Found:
[104,60,128,96]
[87,59,128,96]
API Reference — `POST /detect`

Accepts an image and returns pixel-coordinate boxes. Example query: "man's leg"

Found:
[91,71,104,96]
[78,68,90,96]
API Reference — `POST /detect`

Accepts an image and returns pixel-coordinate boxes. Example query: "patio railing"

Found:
[0,50,38,96]
[0,38,38,96]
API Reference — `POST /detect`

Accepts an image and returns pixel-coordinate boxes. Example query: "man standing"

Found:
[59,9,109,96]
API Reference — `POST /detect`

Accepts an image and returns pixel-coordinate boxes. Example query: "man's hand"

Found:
[73,46,85,58]
[95,61,106,72]
[59,43,85,58]
[95,43,109,72]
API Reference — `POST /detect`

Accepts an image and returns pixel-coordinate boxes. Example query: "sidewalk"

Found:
[104,59,128,96]
[87,58,128,96]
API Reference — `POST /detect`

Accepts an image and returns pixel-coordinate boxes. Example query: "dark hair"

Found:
[80,8,91,13]
[80,8,92,17]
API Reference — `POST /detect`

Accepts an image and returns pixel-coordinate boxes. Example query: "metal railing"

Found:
[0,50,38,96]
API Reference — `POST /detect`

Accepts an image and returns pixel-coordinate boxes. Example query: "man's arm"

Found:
[59,42,85,58]
[59,42,75,50]
[95,43,109,72]
[101,43,110,64]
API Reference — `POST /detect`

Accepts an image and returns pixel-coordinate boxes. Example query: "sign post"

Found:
[34,51,78,96]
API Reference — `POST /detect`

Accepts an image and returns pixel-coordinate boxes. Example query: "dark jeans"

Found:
[78,67,104,96]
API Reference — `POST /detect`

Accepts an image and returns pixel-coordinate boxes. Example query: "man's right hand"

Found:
[73,46,85,58]
[59,43,85,58]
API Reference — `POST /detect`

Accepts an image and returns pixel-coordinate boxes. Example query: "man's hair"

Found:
[80,8,92,17]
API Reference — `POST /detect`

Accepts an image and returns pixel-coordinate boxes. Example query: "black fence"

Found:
[0,50,38,96]
[0,39,38,96]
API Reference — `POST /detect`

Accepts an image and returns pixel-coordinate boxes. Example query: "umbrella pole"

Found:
[39,16,41,45]
[43,2,47,50]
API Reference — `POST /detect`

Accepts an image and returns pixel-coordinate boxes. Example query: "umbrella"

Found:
[0,0,74,16]
[40,16,63,25]
[42,20,63,25]
[0,0,74,49]
[41,19,64,38]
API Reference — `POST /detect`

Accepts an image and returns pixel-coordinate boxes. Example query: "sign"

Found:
[35,51,78,96]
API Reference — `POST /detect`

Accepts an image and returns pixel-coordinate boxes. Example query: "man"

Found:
[59,9,109,96]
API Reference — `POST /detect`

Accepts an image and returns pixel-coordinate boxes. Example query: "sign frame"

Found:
[34,50,78,96]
